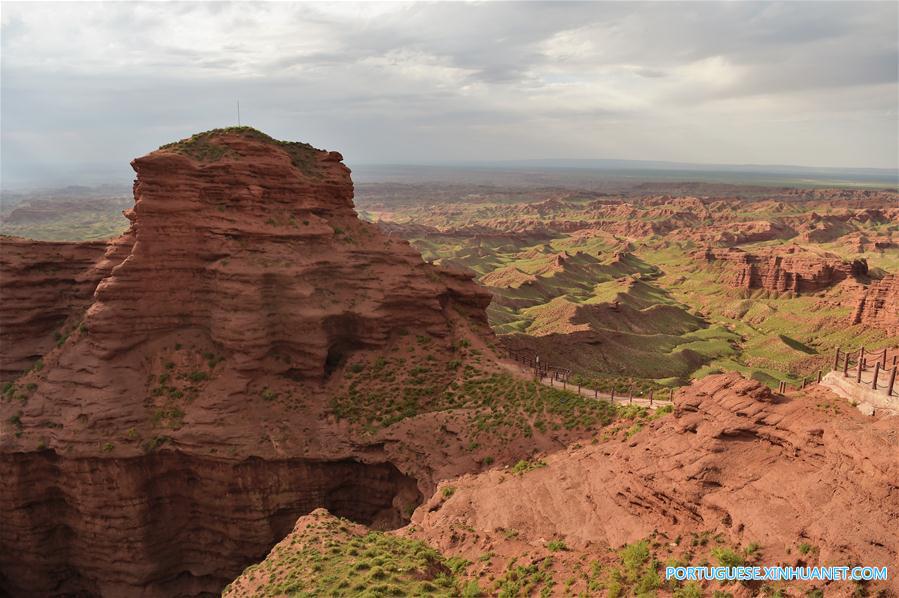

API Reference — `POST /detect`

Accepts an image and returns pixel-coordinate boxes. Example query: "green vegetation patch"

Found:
[224,511,468,597]
[331,351,617,438]
[159,126,323,176]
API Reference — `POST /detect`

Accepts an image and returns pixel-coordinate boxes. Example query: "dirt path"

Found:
[500,359,672,410]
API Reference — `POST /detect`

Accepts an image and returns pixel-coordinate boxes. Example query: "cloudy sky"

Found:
[2,1,897,189]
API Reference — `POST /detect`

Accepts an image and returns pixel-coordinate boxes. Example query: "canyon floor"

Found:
[1,128,897,597]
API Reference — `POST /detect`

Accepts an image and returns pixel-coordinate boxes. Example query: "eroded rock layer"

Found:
[0,128,496,597]
[700,245,867,294]
[0,235,132,381]
[411,374,899,588]
[851,274,899,333]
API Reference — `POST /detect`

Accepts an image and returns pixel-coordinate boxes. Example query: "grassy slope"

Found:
[223,510,471,597]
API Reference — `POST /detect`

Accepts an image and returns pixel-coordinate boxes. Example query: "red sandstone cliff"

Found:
[0,128,503,596]
[0,235,132,381]
[699,245,867,294]
[851,274,899,333]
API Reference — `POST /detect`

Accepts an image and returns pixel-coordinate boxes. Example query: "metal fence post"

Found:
[873,362,880,391]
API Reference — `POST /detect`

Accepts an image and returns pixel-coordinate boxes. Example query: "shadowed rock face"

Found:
[0,235,132,382]
[0,452,418,596]
[0,129,493,597]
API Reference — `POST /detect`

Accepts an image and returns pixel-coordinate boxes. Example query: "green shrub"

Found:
[636,566,661,594]
[8,412,22,428]
[511,459,547,475]
[187,371,209,383]
[620,540,650,575]
[711,547,744,567]
[545,539,567,552]
[675,582,703,598]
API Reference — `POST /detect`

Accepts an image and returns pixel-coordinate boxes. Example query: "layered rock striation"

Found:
[851,274,899,333]
[699,245,867,294]
[0,235,132,381]
[412,374,899,589]
[0,128,495,597]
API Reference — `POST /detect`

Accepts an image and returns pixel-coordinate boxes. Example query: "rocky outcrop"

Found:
[227,374,899,595]
[0,235,132,381]
[0,128,496,597]
[700,245,867,294]
[851,274,899,333]
[411,374,899,588]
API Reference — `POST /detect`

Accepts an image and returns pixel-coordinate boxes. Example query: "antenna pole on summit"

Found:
[237,100,241,126]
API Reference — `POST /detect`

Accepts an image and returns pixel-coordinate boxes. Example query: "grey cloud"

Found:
[1,1,897,190]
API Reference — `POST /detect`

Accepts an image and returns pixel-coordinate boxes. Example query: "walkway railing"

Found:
[505,347,674,406]
[778,346,897,397]
[510,344,897,400]
[828,346,898,398]
[507,347,571,382]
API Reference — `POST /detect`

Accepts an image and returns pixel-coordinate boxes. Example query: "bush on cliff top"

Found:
[158,126,322,176]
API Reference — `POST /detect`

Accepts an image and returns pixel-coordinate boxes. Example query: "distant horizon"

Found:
[2,153,896,195]
[5,126,898,193]
[353,156,899,173]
